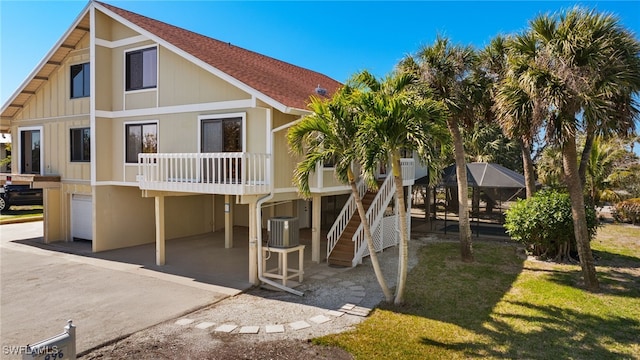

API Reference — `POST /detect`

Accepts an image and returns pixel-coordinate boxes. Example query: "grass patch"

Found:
[316,225,640,359]
[0,205,43,223]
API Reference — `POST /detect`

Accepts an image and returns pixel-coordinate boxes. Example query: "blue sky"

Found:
[2,0,639,105]
[1,0,639,156]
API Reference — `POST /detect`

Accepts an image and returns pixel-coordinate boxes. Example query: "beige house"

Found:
[0,1,415,288]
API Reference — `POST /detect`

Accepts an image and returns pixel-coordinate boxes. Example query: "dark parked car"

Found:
[0,184,43,211]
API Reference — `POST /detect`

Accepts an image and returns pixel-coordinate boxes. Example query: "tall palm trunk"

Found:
[519,137,537,198]
[391,153,409,304]
[578,131,595,188]
[448,119,474,262]
[348,168,393,302]
[562,132,599,291]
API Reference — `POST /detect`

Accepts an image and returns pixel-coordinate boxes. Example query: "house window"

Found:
[70,128,90,162]
[70,63,90,98]
[201,117,242,152]
[400,148,413,158]
[125,47,157,91]
[323,156,336,168]
[20,129,41,174]
[126,123,157,163]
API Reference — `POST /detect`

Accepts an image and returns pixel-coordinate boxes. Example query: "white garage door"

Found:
[72,194,92,241]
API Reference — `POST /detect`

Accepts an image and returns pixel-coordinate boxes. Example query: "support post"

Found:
[248,200,258,284]
[225,194,233,248]
[311,195,321,263]
[155,195,165,266]
[211,194,216,232]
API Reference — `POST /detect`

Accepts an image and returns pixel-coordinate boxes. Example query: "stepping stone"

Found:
[175,319,194,326]
[239,326,260,334]
[214,324,237,333]
[339,281,356,287]
[346,306,371,317]
[265,325,285,333]
[309,315,332,324]
[339,303,356,311]
[350,290,366,297]
[326,310,345,317]
[349,285,365,291]
[195,322,215,329]
[289,321,311,330]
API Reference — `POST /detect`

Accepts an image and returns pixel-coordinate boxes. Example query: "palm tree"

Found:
[488,33,545,198]
[525,8,640,290]
[406,36,483,262]
[463,122,521,171]
[287,83,394,302]
[586,136,638,205]
[536,144,564,188]
[350,70,448,304]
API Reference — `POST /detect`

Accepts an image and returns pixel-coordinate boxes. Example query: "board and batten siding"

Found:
[10,33,91,181]
[13,37,90,122]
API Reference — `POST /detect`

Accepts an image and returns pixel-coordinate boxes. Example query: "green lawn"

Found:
[316,224,640,359]
[0,205,43,224]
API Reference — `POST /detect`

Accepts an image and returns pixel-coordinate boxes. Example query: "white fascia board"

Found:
[94,2,297,115]
[95,99,253,118]
[0,2,92,114]
[285,107,312,116]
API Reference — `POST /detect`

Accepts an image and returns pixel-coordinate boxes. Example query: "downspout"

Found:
[255,109,304,296]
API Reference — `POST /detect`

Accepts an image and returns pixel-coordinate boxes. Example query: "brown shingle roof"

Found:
[97,1,341,111]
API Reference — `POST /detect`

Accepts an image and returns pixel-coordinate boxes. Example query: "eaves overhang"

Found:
[0,2,92,121]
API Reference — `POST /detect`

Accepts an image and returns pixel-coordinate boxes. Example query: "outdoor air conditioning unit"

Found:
[267,216,299,248]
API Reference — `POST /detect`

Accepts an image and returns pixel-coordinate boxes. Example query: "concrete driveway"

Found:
[0,221,242,359]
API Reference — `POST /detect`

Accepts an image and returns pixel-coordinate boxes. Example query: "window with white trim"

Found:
[125,122,157,163]
[125,47,157,91]
[70,127,90,162]
[70,63,90,98]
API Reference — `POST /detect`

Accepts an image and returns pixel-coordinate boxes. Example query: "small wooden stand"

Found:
[262,244,305,286]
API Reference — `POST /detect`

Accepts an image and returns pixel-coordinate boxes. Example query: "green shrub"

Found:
[613,198,640,225]
[504,190,598,261]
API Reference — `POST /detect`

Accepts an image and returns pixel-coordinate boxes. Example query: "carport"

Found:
[24,226,328,291]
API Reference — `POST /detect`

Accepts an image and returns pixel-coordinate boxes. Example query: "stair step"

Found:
[328,258,352,267]
[332,245,354,253]
[328,179,392,269]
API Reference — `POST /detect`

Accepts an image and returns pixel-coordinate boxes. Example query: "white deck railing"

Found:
[138,152,270,195]
[401,158,415,186]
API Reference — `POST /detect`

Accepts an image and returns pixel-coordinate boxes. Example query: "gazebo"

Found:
[416,162,527,237]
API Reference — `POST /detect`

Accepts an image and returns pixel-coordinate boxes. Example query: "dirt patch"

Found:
[81,334,352,360]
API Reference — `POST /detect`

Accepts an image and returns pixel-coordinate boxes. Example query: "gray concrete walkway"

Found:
[0,221,242,359]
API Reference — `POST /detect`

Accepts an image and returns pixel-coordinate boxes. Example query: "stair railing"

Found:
[326,178,366,259]
[351,174,396,266]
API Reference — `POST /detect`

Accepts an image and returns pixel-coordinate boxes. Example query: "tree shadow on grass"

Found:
[593,249,640,268]
[380,242,639,359]
[419,301,639,359]
[541,265,640,299]
[524,249,640,298]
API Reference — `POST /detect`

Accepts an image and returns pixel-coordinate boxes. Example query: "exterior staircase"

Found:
[325,158,415,268]
[327,189,377,267]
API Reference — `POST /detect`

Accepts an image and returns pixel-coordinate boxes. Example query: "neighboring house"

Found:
[0,1,414,286]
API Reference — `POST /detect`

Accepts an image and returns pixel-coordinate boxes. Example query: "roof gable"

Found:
[1,1,342,124]
[0,3,92,123]
[96,1,341,112]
